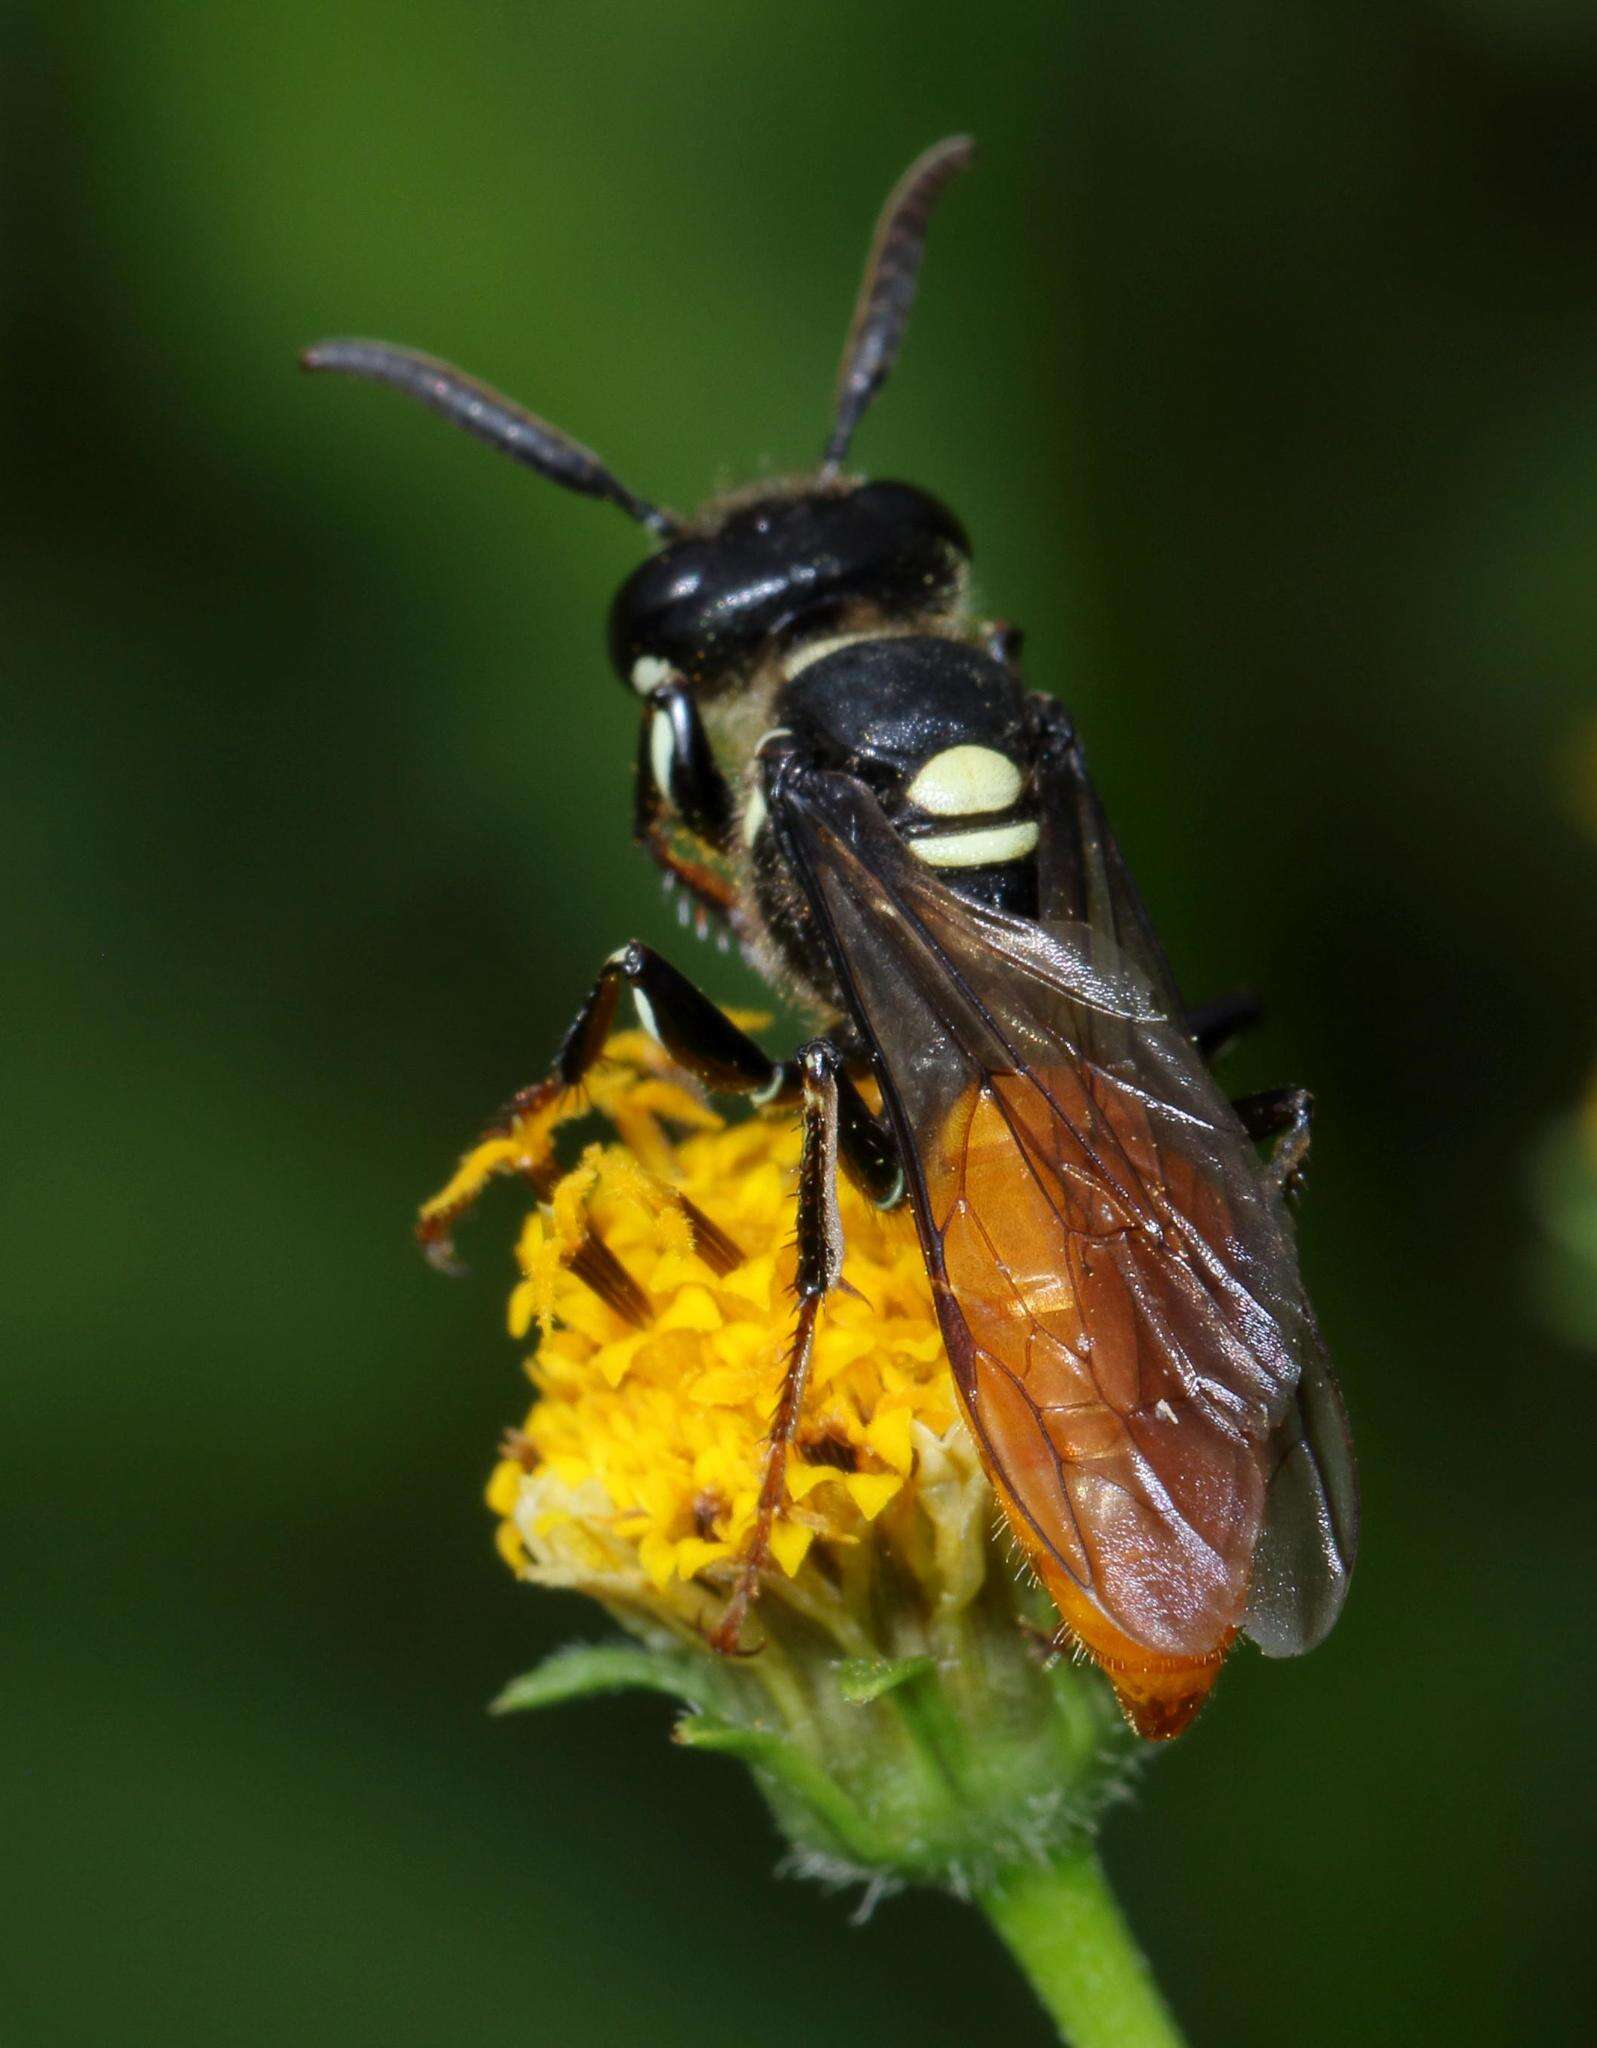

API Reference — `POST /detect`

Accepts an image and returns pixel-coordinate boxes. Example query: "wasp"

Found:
[304,137,1357,1738]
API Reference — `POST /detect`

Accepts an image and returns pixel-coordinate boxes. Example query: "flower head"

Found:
[425,1031,1133,1894]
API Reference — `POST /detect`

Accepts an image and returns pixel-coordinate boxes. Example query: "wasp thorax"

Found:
[772,633,1041,912]
[776,635,1024,793]
[608,480,968,693]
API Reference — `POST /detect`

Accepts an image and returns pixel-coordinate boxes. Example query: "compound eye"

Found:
[639,679,733,846]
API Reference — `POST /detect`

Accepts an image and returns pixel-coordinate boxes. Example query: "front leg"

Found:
[710,1039,850,1655]
[485,941,784,1130]
[418,941,901,1262]
[417,942,774,1273]
[576,945,902,1208]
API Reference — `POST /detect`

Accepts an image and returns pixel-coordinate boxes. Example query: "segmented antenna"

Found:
[822,135,976,475]
[299,339,679,538]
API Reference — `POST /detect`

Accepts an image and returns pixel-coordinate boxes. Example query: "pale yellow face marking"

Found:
[907,743,1024,817]
[630,655,674,697]
[911,819,1040,868]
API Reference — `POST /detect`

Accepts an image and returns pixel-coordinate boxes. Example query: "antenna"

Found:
[300,339,679,538]
[822,135,976,475]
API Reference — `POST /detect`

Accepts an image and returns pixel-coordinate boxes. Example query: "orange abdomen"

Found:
[929,1071,1274,1738]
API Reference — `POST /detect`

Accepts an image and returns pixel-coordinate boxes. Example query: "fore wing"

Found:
[1027,700,1358,1658]
[769,749,1355,1680]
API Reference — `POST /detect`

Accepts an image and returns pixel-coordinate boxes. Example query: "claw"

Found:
[706,1582,767,1658]
[416,1215,469,1278]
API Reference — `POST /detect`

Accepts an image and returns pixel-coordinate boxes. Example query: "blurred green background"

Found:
[6,3,1596,2043]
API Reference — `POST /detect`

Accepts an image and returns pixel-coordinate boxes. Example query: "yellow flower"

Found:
[424,1029,1129,1894]
[437,1030,983,1646]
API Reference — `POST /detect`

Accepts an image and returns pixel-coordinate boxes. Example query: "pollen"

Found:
[434,1034,972,1639]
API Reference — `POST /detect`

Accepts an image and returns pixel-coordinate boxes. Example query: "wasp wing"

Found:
[769,748,1355,1664]
[1027,701,1358,1657]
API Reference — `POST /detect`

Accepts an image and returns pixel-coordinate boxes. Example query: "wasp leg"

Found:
[833,1069,903,1207]
[1185,990,1262,1062]
[539,945,905,1210]
[745,1056,900,1206]
[480,941,776,1138]
[710,1040,848,1655]
[582,949,901,1207]
[532,942,902,1202]
[418,942,761,1270]
[1232,1085,1314,1199]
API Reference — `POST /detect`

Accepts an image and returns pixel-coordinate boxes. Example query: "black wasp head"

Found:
[302,138,977,697]
[610,133,976,695]
[607,480,969,696]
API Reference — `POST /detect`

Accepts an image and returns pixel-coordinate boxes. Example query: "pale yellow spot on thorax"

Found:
[912,818,1039,867]
[907,743,1024,817]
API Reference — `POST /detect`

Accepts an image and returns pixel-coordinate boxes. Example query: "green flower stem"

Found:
[978,1845,1188,2048]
